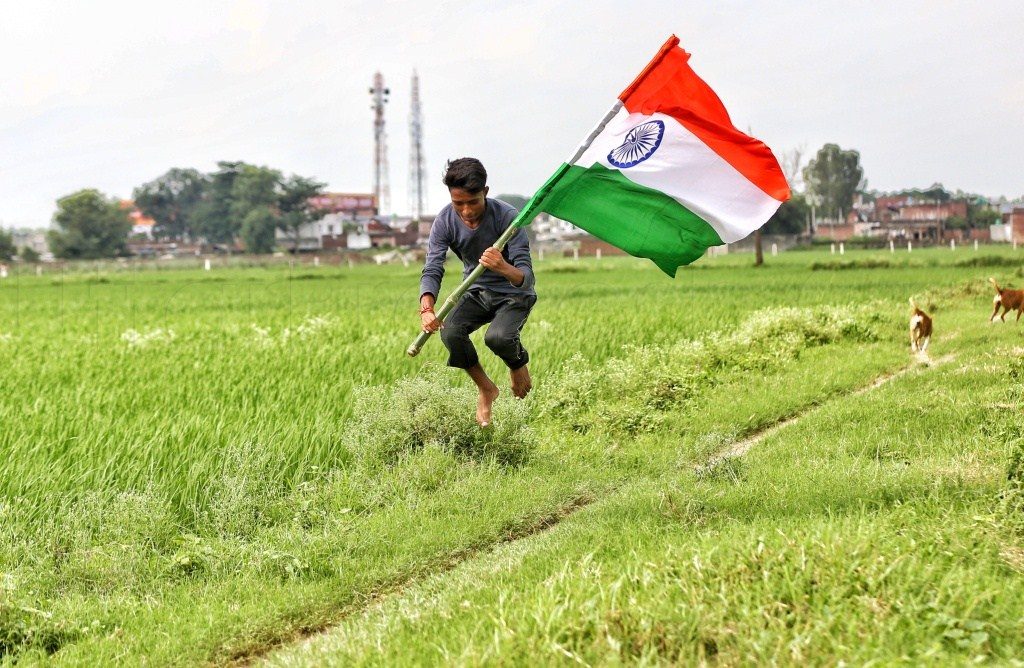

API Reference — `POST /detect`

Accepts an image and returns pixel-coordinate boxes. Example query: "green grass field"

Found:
[2,246,1024,665]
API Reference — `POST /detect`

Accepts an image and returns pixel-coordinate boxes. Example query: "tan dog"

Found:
[909,298,932,353]
[989,277,1024,323]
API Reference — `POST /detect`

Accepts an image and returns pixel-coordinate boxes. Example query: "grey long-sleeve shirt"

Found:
[419,198,536,299]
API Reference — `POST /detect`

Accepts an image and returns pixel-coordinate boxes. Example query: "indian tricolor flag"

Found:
[520,35,790,276]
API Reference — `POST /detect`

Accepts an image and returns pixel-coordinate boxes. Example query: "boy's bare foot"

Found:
[510,365,532,399]
[477,385,500,427]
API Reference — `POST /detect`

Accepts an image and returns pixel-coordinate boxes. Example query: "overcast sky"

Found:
[2,0,1022,228]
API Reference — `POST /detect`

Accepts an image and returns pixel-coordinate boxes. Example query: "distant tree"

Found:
[945,214,969,230]
[192,161,245,244]
[19,246,40,263]
[779,146,806,193]
[277,174,327,253]
[969,208,1001,229]
[754,148,804,266]
[495,193,529,211]
[803,144,864,224]
[0,229,14,261]
[764,194,810,235]
[48,189,132,259]
[230,164,281,222]
[920,183,951,203]
[190,162,283,245]
[240,208,279,254]
[133,168,208,240]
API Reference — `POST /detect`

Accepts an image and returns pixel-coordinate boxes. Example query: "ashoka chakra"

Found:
[607,120,665,168]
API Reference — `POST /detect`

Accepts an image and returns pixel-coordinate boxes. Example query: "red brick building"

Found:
[309,193,377,218]
[1004,208,1024,241]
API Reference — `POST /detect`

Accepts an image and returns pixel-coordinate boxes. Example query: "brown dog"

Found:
[909,298,932,352]
[989,277,1024,323]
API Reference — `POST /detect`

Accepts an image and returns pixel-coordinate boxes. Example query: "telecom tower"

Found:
[369,72,390,216]
[408,70,426,223]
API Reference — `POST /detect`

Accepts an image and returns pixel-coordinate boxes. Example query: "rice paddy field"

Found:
[3,246,1024,665]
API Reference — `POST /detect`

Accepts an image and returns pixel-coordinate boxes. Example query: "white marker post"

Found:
[771,243,778,256]
[889,239,895,253]
[314,256,320,267]
[839,242,845,255]
[950,239,956,251]
[204,258,211,271]
[908,241,913,253]
[974,239,979,251]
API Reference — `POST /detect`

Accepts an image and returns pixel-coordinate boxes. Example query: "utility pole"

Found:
[369,72,390,216]
[408,70,426,224]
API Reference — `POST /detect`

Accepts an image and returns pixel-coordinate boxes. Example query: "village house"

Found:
[814,194,976,243]
[995,206,1024,242]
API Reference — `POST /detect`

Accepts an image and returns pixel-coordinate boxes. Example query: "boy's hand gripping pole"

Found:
[406,220,520,357]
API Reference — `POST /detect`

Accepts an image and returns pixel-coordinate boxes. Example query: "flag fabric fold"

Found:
[521,35,790,276]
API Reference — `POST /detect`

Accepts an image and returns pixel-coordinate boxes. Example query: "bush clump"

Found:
[539,305,884,435]
[343,372,535,467]
[997,359,1024,534]
[810,259,895,271]
[954,255,1022,268]
[999,435,1024,536]
[0,604,78,661]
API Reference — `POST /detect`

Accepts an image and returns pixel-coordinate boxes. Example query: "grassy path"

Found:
[263,310,1024,665]
[243,359,924,665]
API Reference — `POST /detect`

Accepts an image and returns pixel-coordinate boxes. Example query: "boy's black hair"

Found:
[442,157,487,194]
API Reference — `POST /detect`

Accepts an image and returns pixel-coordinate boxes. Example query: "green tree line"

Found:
[47,162,326,259]
[763,144,1004,238]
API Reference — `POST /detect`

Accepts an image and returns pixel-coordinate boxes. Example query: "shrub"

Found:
[204,441,289,539]
[954,255,1022,268]
[0,604,78,661]
[539,305,884,436]
[810,259,894,271]
[997,359,1024,534]
[342,371,535,467]
[999,435,1024,536]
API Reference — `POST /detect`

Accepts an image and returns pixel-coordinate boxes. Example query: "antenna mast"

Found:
[409,70,426,222]
[369,71,390,215]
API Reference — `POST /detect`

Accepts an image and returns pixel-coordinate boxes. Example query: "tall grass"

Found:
[0,247,1019,663]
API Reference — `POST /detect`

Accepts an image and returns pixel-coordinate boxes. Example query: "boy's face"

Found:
[449,187,489,228]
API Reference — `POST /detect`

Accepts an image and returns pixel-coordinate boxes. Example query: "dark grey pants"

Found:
[440,290,536,370]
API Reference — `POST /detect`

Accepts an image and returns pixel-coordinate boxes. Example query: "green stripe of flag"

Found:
[531,163,724,276]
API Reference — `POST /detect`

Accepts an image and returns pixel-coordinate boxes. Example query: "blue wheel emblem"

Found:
[607,120,665,168]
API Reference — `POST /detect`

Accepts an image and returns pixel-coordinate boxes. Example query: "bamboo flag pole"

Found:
[405,102,624,358]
